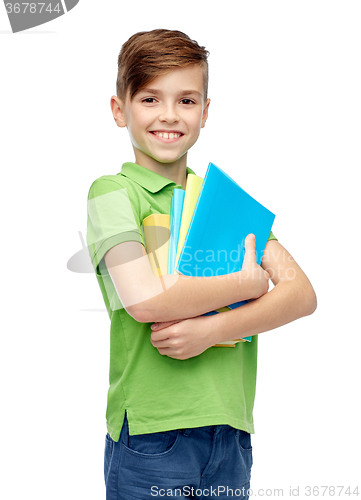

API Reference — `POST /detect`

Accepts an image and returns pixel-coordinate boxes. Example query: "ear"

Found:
[110,96,127,128]
[201,98,210,128]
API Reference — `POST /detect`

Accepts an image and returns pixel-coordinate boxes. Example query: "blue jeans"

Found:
[104,414,253,499]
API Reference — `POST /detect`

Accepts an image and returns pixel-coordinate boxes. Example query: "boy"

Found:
[87,29,316,499]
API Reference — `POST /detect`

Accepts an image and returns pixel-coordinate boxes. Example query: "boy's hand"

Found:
[241,234,270,298]
[150,316,216,360]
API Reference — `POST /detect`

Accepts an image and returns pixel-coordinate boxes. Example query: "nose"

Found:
[159,103,179,124]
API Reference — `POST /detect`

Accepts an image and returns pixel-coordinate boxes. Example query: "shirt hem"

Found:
[107,414,255,441]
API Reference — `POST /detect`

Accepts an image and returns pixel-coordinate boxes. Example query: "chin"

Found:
[152,153,184,164]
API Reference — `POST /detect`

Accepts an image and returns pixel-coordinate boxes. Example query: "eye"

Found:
[142,97,157,103]
[180,98,195,105]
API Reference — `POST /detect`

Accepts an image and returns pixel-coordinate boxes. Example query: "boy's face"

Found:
[112,65,210,172]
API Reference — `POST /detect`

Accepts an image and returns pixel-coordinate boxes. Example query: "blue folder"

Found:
[168,188,185,274]
[176,162,276,340]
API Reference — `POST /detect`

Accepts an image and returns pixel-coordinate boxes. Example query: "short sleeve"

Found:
[87,178,144,275]
[267,230,278,241]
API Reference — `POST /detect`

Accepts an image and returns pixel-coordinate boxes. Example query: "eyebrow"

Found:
[139,88,203,98]
[181,90,203,98]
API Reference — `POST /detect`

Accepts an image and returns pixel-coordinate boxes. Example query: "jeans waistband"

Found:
[181,424,233,436]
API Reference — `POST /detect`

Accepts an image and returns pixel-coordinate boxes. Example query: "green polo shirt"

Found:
[87,162,277,441]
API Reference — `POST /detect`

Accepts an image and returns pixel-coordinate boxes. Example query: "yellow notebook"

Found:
[174,174,204,272]
[142,214,170,277]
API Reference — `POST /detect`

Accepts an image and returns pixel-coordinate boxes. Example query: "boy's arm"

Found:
[104,235,269,323]
[150,240,317,359]
[212,239,317,340]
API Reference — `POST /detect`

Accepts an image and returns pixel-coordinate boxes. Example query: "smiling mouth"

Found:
[150,131,184,140]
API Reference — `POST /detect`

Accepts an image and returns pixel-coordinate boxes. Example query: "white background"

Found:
[1,1,360,499]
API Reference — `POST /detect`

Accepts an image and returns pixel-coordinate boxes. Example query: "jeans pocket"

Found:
[235,429,253,477]
[237,429,252,453]
[125,429,181,456]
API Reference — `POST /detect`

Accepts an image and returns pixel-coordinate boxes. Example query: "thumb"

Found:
[242,234,257,268]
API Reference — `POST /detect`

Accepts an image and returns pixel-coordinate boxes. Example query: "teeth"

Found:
[153,132,181,139]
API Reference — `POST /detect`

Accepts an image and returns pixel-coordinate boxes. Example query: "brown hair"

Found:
[116,29,209,102]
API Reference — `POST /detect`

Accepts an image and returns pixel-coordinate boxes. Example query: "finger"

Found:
[151,330,170,343]
[151,338,172,349]
[151,319,180,331]
[156,347,171,356]
[156,347,172,356]
[242,234,257,267]
[157,347,184,360]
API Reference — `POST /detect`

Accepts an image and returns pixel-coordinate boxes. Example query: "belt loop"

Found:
[182,428,192,437]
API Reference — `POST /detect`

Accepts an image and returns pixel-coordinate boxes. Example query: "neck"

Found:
[133,149,188,190]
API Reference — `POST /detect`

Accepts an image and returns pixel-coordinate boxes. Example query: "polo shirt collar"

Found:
[119,162,196,193]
